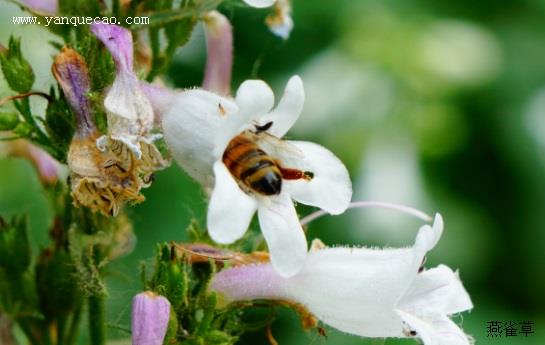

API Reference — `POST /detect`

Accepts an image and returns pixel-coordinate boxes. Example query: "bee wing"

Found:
[253,132,305,162]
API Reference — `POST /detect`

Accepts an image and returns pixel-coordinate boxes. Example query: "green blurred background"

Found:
[1,0,545,344]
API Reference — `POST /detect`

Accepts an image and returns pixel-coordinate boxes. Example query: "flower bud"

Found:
[0,111,19,131]
[131,291,171,345]
[0,37,34,93]
[203,11,233,96]
[8,141,60,186]
[265,0,294,40]
[52,47,95,138]
[21,0,58,15]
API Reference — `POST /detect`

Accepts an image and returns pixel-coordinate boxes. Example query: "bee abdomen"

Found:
[248,168,282,195]
[223,137,282,196]
[242,158,282,196]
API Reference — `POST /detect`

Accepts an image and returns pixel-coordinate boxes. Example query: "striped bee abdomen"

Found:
[223,134,282,196]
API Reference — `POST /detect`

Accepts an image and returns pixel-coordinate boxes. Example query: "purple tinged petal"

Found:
[211,264,286,302]
[8,141,60,186]
[52,47,95,137]
[21,0,58,15]
[131,291,171,345]
[140,82,178,124]
[28,144,60,185]
[90,23,134,75]
[203,11,233,96]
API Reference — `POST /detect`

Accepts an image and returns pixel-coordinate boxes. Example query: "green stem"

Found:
[19,97,49,145]
[146,28,162,81]
[17,321,41,345]
[88,295,105,345]
[112,0,120,18]
[56,315,67,345]
[65,302,82,345]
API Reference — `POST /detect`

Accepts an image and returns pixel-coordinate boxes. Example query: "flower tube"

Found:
[211,214,474,345]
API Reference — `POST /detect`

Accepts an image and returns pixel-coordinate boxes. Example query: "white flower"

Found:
[161,76,352,277]
[242,0,276,8]
[211,214,474,345]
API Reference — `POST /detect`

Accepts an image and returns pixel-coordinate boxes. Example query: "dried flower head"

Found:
[53,47,146,216]
[90,23,169,177]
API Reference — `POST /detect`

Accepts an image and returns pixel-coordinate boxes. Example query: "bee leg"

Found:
[254,121,273,133]
[278,166,314,181]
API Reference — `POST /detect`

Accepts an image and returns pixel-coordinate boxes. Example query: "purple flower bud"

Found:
[9,141,60,186]
[52,48,95,137]
[203,11,233,96]
[131,291,171,345]
[21,0,58,15]
[30,147,59,185]
[140,82,178,125]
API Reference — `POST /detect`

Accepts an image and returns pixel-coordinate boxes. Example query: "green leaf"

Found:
[136,0,221,30]
[44,87,75,162]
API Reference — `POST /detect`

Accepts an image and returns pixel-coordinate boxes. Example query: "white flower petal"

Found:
[208,161,257,243]
[269,17,294,40]
[235,79,275,123]
[397,311,472,345]
[242,0,276,8]
[105,72,155,137]
[284,246,415,337]
[261,75,304,137]
[257,193,307,277]
[415,213,444,253]
[278,140,352,214]
[400,264,473,316]
[210,80,277,158]
[162,89,238,187]
[279,217,444,337]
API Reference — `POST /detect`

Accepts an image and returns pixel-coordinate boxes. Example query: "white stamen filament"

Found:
[300,200,433,226]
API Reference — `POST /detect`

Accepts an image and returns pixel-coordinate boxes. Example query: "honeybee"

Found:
[222,123,313,196]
